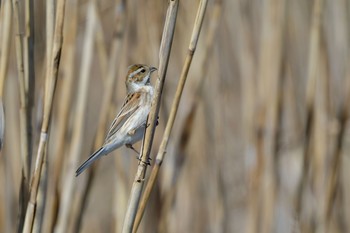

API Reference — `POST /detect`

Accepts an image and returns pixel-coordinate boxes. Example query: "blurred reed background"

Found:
[0,0,349,232]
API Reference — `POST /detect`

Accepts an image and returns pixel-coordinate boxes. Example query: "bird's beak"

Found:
[150,67,157,73]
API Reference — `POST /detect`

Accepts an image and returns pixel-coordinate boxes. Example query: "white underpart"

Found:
[103,85,154,153]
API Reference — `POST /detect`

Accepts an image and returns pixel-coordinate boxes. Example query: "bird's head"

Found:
[125,64,157,93]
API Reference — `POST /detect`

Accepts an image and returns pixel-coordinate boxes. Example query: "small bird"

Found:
[76,64,157,176]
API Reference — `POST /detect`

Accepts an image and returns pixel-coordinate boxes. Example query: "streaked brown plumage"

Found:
[76,64,157,176]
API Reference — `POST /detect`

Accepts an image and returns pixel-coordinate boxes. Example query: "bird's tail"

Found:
[76,147,105,176]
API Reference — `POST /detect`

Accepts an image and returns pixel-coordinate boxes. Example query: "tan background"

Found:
[0,0,349,232]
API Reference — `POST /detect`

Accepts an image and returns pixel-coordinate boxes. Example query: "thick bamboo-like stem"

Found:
[0,7,13,232]
[295,0,323,217]
[0,0,13,78]
[70,2,127,232]
[121,1,179,232]
[53,3,96,233]
[42,1,78,232]
[133,1,208,231]
[22,0,67,232]
[0,0,12,147]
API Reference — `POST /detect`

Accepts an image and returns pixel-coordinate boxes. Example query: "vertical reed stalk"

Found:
[0,100,3,151]
[42,1,78,232]
[0,0,13,147]
[23,0,35,181]
[22,0,67,231]
[133,1,208,231]
[8,2,31,233]
[11,0,26,172]
[121,1,179,232]
[154,3,221,230]
[0,9,13,233]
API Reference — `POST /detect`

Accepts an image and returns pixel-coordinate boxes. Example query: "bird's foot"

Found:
[144,116,159,128]
[137,177,145,182]
[137,156,152,166]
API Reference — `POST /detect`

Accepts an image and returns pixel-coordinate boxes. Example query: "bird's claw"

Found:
[137,177,145,182]
[137,156,152,166]
[144,116,159,128]
[126,144,151,165]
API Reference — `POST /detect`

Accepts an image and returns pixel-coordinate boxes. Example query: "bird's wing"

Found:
[104,92,142,143]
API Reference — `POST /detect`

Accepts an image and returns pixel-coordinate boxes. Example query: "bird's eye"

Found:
[140,69,146,73]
